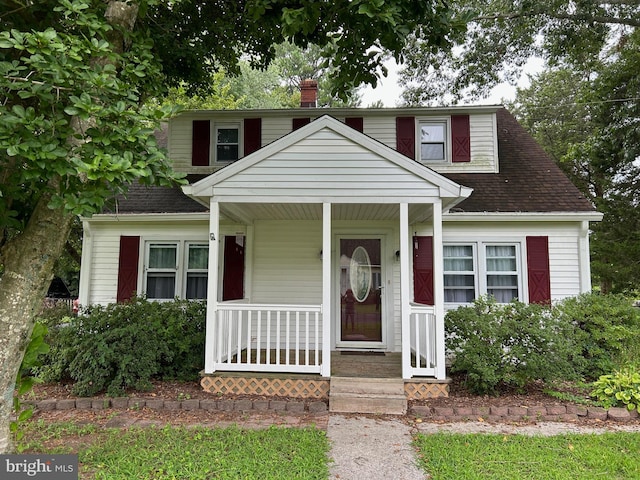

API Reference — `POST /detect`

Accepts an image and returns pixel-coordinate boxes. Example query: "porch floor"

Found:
[331,351,402,378]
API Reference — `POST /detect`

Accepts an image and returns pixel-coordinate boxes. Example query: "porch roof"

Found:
[182,115,472,222]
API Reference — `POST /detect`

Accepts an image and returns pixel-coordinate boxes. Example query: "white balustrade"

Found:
[212,303,323,374]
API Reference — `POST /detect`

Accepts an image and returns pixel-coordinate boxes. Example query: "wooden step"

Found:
[329,377,407,415]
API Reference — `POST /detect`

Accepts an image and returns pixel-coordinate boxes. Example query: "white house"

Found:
[78,84,601,407]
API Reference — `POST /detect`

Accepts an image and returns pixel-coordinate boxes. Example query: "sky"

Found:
[360,57,545,107]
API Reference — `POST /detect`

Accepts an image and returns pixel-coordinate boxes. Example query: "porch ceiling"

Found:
[220,202,434,224]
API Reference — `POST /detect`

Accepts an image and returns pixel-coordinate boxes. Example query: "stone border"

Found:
[31,398,639,423]
[32,397,328,415]
[410,404,640,423]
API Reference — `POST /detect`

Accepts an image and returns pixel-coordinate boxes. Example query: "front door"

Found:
[338,238,383,347]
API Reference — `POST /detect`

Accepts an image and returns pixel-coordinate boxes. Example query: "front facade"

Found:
[78,104,601,388]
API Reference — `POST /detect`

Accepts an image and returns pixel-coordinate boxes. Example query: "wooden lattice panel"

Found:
[201,376,330,399]
[405,382,449,400]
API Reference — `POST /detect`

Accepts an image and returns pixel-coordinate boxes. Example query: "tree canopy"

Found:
[508,30,640,293]
[398,0,639,105]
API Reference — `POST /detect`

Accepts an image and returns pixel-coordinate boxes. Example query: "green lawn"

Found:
[414,432,640,479]
[19,421,329,480]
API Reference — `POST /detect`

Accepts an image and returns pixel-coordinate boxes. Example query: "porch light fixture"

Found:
[319,249,323,260]
[210,233,216,241]
[395,250,400,260]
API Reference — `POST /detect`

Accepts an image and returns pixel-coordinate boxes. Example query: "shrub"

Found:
[445,296,578,395]
[553,293,640,379]
[591,367,640,410]
[38,297,205,397]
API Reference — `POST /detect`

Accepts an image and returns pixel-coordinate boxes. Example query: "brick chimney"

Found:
[300,79,318,108]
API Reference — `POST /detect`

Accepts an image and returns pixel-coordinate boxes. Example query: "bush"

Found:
[445,296,578,395]
[591,367,640,411]
[37,297,205,397]
[553,293,640,379]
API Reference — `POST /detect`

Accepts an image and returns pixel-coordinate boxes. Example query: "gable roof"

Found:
[444,109,595,213]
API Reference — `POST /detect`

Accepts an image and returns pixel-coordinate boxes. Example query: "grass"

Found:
[19,421,329,479]
[414,432,640,479]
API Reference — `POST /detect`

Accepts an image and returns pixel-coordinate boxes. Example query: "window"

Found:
[146,243,178,299]
[443,242,521,305]
[144,241,208,300]
[216,124,239,162]
[420,120,447,162]
[186,243,208,299]
[485,245,519,303]
[443,245,476,303]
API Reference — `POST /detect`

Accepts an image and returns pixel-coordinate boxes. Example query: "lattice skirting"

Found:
[405,381,449,400]
[201,376,330,400]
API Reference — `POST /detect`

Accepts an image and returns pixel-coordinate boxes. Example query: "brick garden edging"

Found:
[33,397,640,423]
[410,404,640,423]
[33,397,329,415]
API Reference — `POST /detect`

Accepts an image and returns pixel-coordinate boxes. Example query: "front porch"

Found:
[206,301,442,378]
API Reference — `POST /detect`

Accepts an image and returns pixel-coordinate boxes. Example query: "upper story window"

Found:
[420,121,447,162]
[215,124,240,163]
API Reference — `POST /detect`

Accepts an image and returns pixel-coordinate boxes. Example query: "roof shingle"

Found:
[444,109,595,213]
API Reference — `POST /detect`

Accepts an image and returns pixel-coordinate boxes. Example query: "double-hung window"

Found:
[215,124,239,163]
[485,245,519,303]
[443,241,522,305]
[443,245,476,303]
[144,241,209,300]
[419,120,447,162]
[185,243,209,299]
[146,243,178,299]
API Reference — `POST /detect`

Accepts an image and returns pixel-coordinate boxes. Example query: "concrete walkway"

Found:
[327,415,425,480]
[326,415,640,480]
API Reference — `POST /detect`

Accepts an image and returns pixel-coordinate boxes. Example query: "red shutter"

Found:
[292,118,311,130]
[527,236,551,305]
[244,118,262,155]
[116,236,140,303]
[396,117,415,159]
[345,117,364,132]
[451,115,470,163]
[192,120,210,166]
[222,235,245,301]
[413,236,434,305]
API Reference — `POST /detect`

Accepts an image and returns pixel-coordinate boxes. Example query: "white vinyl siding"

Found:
[213,129,441,200]
[79,218,209,306]
[168,110,500,175]
[251,220,323,305]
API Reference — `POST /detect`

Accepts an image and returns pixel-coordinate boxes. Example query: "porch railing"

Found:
[408,304,438,377]
[212,303,323,374]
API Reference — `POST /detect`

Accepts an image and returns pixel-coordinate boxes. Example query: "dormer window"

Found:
[216,124,240,162]
[420,120,447,162]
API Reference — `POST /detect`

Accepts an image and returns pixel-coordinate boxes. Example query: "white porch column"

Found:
[400,203,411,379]
[321,202,332,377]
[433,199,446,379]
[204,200,220,373]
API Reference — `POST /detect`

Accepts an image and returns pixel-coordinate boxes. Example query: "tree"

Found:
[0,0,462,453]
[507,31,640,293]
[398,0,639,105]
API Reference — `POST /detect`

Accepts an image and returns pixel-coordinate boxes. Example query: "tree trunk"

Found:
[0,191,74,453]
[0,1,141,454]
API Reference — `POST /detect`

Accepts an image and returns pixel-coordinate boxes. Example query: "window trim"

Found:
[214,122,242,164]
[417,117,450,164]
